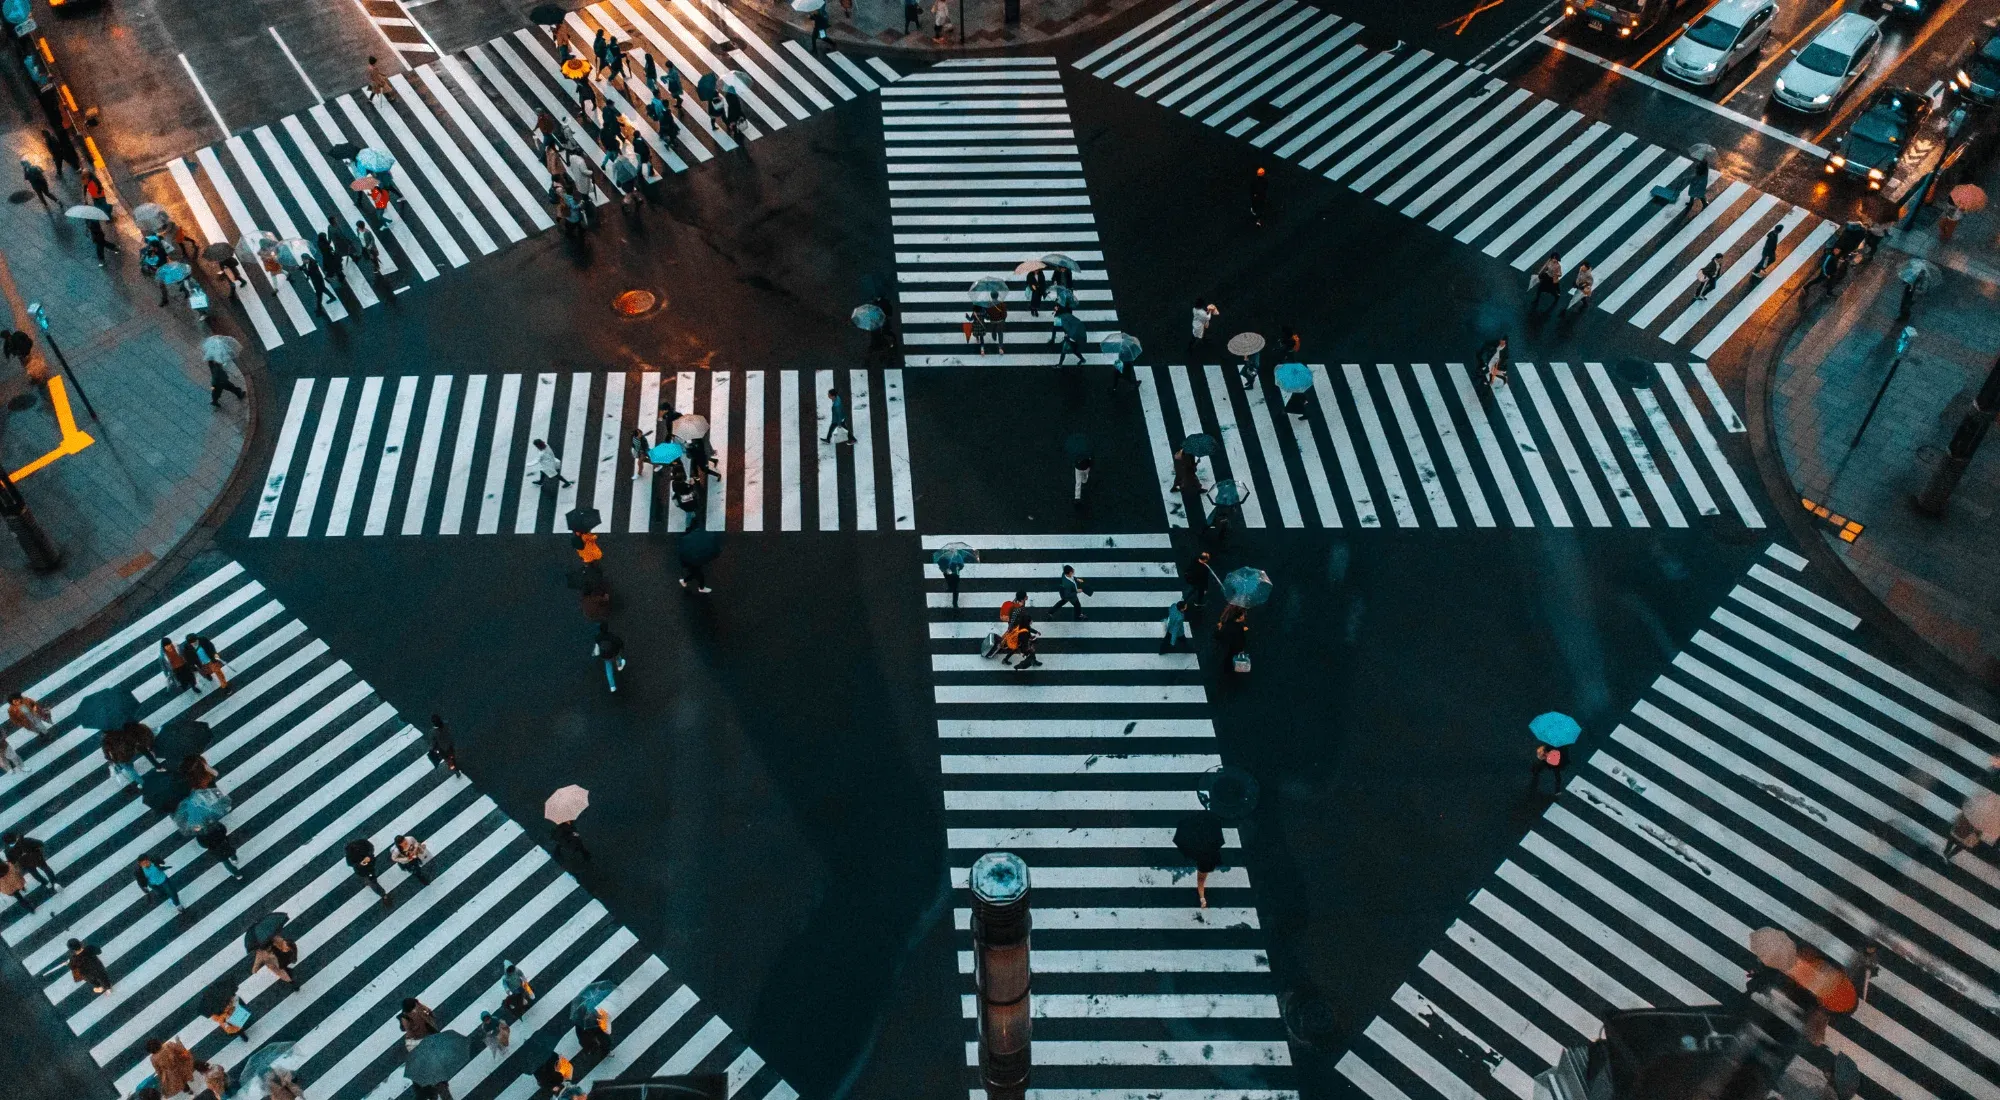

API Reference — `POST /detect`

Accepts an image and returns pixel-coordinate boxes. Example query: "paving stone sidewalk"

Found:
[731,0,1145,55]
[1771,160,2000,690]
[0,104,252,682]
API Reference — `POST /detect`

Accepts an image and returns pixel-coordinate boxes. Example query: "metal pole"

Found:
[26,301,99,422]
[1914,352,2000,517]
[1850,326,1916,450]
[0,463,62,572]
[970,851,1030,1100]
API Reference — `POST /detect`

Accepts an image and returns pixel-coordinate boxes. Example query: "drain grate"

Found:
[613,289,659,317]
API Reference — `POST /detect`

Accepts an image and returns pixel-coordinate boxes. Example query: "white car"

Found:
[1663,0,1779,86]
[1772,12,1883,112]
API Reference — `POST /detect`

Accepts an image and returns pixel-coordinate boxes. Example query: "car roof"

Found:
[1705,0,1774,24]
[1813,12,1879,53]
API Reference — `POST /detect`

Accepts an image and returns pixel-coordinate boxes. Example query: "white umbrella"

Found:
[1748,927,1796,970]
[1013,258,1046,275]
[1226,332,1266,357]
[671,414,709,441]
[792,0,825,9]
[63,204,109,222]
[201,335,242,363]
[544,785,590,823]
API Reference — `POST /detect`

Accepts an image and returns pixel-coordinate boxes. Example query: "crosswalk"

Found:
[0,560,793,1100]
[919,533,1298,1099]
[250,368,915,537]
[1336,542,2000,1100]
[164,0,901,350]
[1136,360,1761,530]
[886,58,1125,367]
[1074,0,1837,359]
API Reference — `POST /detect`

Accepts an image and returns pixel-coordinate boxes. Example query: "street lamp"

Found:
[969,851,1030,1100]
[26,301,99,422]
[0,462,62,571]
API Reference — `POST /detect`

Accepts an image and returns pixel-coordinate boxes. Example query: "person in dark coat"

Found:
[42,128,80,176]
[1052,566,1091,619]
[1174,810,1225,908]
[1180,551,1214,607]
[41,938,111,992]
[345,838,391,905]
[20,158,52,205]
[4,831,58,889]
[209,358,246,408]
[575,1010,611,1058]
[427,714,459,772]
[1215,612,1249,672]
[196,822,244,878]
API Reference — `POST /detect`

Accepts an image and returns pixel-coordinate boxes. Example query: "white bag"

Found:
[1232,652,1252,673]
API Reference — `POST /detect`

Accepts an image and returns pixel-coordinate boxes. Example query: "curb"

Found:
[727,0,1143,59]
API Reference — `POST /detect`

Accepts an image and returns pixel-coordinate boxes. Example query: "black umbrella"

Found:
[1181,433,1217,458]
[1057,313,1086,341]
[197,974,240,1017]
[565,506,602,533]
[202,241,235,262]
[1198,764,1261,822]
[697,72,718,101]
[154,717,213,763]
[244,912,288,951]
[1173,810,1226,866]
[76,688,141,730]
[141,770,193,813]
[678,529,721,567]
[326,141,362,161]
[406,1032,476,1086]
[528,3,567,24]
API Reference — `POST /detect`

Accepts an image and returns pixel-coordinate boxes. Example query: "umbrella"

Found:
[173,788,232,835]
[850,303,885,331]
[197,974,241,1017]
[678,528,721,566]
[132,202,169,231]
[1529,711,1582,748]
[201,335,242,364]
[528,3,567,24]
[244,913,289,950]
[1039,253,1080,273]
[356,147,396,173]
[1172,811,1225,863]
[239,1042,298,1082]
[1056,313,1086,341]
[155,716,213,761]
[793,0,825,8]
[697,72,718,101]
[648,440,685,464]
[565,506,602,533]
[1748,927,1796,970]
[1222,567,1272,608]
[327,141,362,161]
[157,262,192,286]
[1101,332,1142,364]
[968,277,1006,304]
[1900,258,1936,287]
[1013,258,1046,275]
[932,542,977,570]
[571,978,618,1021]
[1209,479,1248,507]
[142,770,193,813]
[64,204,110,222]
[1275,362,1312,393]
[1051,284,1076,308]
[406,1032,476,1086]
[1226,332,1266,357]
[1963,790,2000,843]
[544,784,590,823]
[563,56,593,80]
[670,414,709,441]
[1949,184,1986,213]
[202,241,235,262]
[725,71,750,93]
[350,176,381,192]
[76,688,141,730]
[283,238,316,265]
[1181,432,1216,457]
[1198,764,1260,821]
[1688,142,1715,163]
[1064,432,1092,461]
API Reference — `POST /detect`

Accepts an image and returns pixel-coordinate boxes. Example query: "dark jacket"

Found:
[6,836,48,870]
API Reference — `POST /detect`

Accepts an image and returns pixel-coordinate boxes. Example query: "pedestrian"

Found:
[2,327,31,369]
[194,1061,228,1099]
[501,959,536,1014]
[1189,299,1218,356]
[480,1010,511,1056]
[1170,446,1201,497]
[366,56,399,103]
[123,720,165,766]
[1053,565,1091,618]
[903,0,922,31]
[1161,599,1187,654]
[1215,611,1249,671]
[1250,166,1268,227]
[1010,623,1043,671]
[20,158,52,205]
[576,1006,612,1058]
[428,713,459,772]
[559,188,586,238]
[527,439,572,491]
[196,822,245,878]
[1743,927,1865,1046]
[400,997,439,1050]
[207,989,252,1036]
[985,300,1008,350]
[300,255,336,316]
[810,5,830,54]
[1800,248,1846,302]
[1181,550,1215,606]
[367,182,396,227]
[184,632,228,690]
[965,309,988,354]
[86,218,119,266]
[148,1037,197,1096]
[1941,790,1999,859]
[938,555,964,607]
[533,1053,574,1097]
[593,623,626,692]
[824,387,852,444]
[1566,262,1594,315]
[354,220,382,272]
[316,230,346,289]
[133,855,182,910]
[1684,156,1709,213]
[1173,810,1225,909]
[181,751,218,791]
[598,103,623,156]
[552,819,591,862]
[0,859,36,913]
[592,28,609,70]
[42,939,111,992]
[266,1067,305,1100]
[43,128,80,176]
[209,357,246,408]
[0,735,20,774]
[1528,741,1566,794]
[607,35,627,79]
[1753,222,1784,278]
[664,61,684,116]
[670,465,700,529]
[212,248,246,296]
[573,531,603,566]
[932,0,950,41]
[345,837,392,906]
[250,938,296,985]
[1692,254,1722,302]
[7,692,53,739]
[1529,253,1563,311]
[390,833,434,886]
[1073,456,1092,503]
[104,733,142,792]
[1476,335,1509,387]
[1898,259,1932,321]
[1050,325,1081,367]
[81,168,110,214]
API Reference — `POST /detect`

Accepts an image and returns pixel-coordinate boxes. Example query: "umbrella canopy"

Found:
[1688,142,1716,163]
[1198,763,1260,821]
[968,277,1006,304]
[1222,567,1272,608]
[202,241,235,262]
[793,0,825,9]
[201,335,242,364]
[1209,479,1248,507]
[1039,253,1080,273]
[1101,332,1142,363]
[1964,790,2000,842]
[678,528,721,566]
[1900,258,1936,286]
[142,770,194,813]
[544,784,590,823]
[1172,811,1225,861]
[1051,283,1076,308]
[571,978,618,1020]
[406,1032,476,1086]
[697,72,718,100]
[197,974,241,1016]
[671,414,709,441]
[850,303,885,331]
[239,1042,298,1082]
[528,3,567,24]
[1013,258,1045,275]
[1064,432,1092,461]
[244,912,289,950]
[1529,711,1581,748]
[76,687,141,730]
[1274,362,1312,393]
[132,202,169,231]
[327,140,363,161]
[154,716,213,761]
[932,542,977,570]
[356,147,396,173]
[64,204,110,222]
[1181,432,1217,457]
[173,788,232,835]
[1949,184,1987,213]
[157,262,192,286]
[648,440,685,464]
[1226,332,1266,357]
[1748,927,1796,970]
[349,176,380,192]
[565,506,602,533]
[725,71,750,93]
[1056,313,1086,341]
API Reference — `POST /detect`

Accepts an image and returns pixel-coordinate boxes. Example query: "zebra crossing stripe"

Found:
[1513,363,1608,527]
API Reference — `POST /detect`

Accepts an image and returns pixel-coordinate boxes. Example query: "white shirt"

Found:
[1191,306,1214,338]
[528,449,561,479]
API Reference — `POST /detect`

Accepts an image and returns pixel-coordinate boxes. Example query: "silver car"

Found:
[1773,12,1883,112]
[1663,0,1779,86]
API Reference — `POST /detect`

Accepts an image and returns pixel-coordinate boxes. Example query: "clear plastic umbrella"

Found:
[1101,332,1142,364]
[201,335,242,363]
[1964,790,2000,842]
[1748,927,1796,969]
[1039,253,1080,272]
[725,71,751,94]
[670,415,709,441]
[968,277,1007,304]
[792,0,825,9]
[1209,479,1248,507]
[132,203,170,232]
[239,1042,298,1084]
[63,205,109,222]
[172,787,233,835]
[932,542,977,570]
[571,978,618,1021]
[1222,567,1272,608]
[1051,284,1076,308]
[356,147,396,173]
[1688,142,1716,163]
[850,303,885,331]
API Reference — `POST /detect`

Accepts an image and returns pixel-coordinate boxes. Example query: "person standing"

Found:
[501,960,536,1015]
[1161,600,1187,654]
[1692,254,1723,302]
[1173,810,1224,909]
[6,832,59,892]
[1024,265,1049,316]
[132,856,182,910]
[42,939,111,993]
[824,387,852,444]
[1529,741,1567,794]
[593,623,626,692]
[159,640,196,697]
[1566,262,1595,315]
[8,693,53,739]
[552,819,592,862]
[392,834,433,885]
[1052,566,1091,618]
[195,822,245,878]
[932,0,950,41]
[428,713,459,772]
[1189,299,1218,356]
[1530,254,1563,311]
[527,439,572,491]
[148,1037,197,1096]
[903,0,922,31]
[20,158,52,206]
[42,128,80,177]
[1897,258,1932,321]
[0,859,37,913]
[1250,166,1268,227]
[1684,156,1710,214]
[400,997,439,1050]
[1752,222,1785,278]
[628,427,653,480]
[184,633,227,690]
[346,838,392,906]
[1181,551,1216,607]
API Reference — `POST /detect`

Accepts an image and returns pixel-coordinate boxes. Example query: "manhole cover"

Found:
[1199,764,1260,821]
[613,289,659,317]
[8,393,37,411]
[1282,987,1340,1050]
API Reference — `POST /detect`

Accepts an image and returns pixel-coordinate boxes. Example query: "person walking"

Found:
[353,219,382,274]
[42,939,111,992]
[480,1010,512,1056]
[1215,611,1249,671]
[181,752,218,790]
[527,440,572,491]
[42,128,80,177]
[1181,551,1216,607]
[81,168,110,214]
[984,301,1008,350]
[392,834,433,885]
[1566,262,1594,314]
[593,623,626,692]
[0,731,19,774]
[1170,446,1201,497]
[1692,254,1723,302]
[1941,790,2000,859]
[133,855,183,910]
[552,819,592,862]
[86,218,119,266]
[104,732,143,792]
[1189,299,1218,357]
[932,0,950,41]
[534,1053,575,1097]
[669,464,700,530]
[810,5,830,54]
[428,713,459,772]
[20,158,53,206]
[366,56,400,103]
[1529,254,1563,311]
[1250,166,1268,227]
[1528,741,1567,794]
[501,959,537,1014]
[1799,247,1847,302]
[184,632,227,690]
[193,1061,229,1099]
[1752,222,1785,278]
[1009,623,1043,671]
[903,0,922,31]
[627,428,654,482]
[576,1006,612,1058]
[345,838,392,906]
[938,553,965,607]
[300,254,336,316]
[1173,810,1225,909]
[8,693,53,739]
[1161,600,1187,654]
[400,997,439,1050]
[148,1037,197,1096]
[1073,456,1092,503]
[208,356,246,409]
[250,938,296,986]
[1052,566,1091,618]
[0,858,37,913]
[1897,259,1933,322]
[159,635,199,694]
[824,387,853,444]
[1476,335,1509,387]
[1684,156,1710,214]
[195,822,245,878]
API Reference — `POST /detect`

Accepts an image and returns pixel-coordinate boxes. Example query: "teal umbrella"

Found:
[648,441,684,464]
[1101,332,1142,364]
[173,788,232,835]
[1530,712,1581,748]
[1209,479,1248,507]
[968,277,1006,304]
[1181,433,1217,457]
[932,543,977,570]
[1275,362,1312,393]
[1222,567,1271,608]
[851,303,884,331]
[1056,313,1086,341]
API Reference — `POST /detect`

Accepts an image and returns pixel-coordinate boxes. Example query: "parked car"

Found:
[1662,0,1779,86]
[1953,22,2000,106]
[1773,12,1883,113]
[1870,0,1938,17]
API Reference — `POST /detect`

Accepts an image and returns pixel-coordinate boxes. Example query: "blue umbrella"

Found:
[648,441,685,464]
[932,543,977,570]
[356,147,396,173]
[158,262,193,286]
[1530,711,1581,748]
[76,688,140,730]
[1275,362,1312,393]
[173,788,232,835]
[570,978,618,1022]
[851,303,885,331]
[1222,567,1272,608]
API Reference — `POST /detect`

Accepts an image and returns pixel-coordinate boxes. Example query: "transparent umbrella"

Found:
[1039,253,1080,273]
[1209,479,1248,507]
[670,414,708,441]
[1226,332,1265,358]
[1051,284,1076,308]
[932,542,978,570]
[356,147,396,173]
[239,1041,298,1083]
[1689,143,1715,163]
[132,203,170,232]
[172,787,232,835]
[968,277,1007,304]
[571,978,618,1021]
[201,335,242,364]
[63,205,109,222]
[544,784,590,823]
[1222,566,1272,608]
[850,303,885,331]
[1964,790,2000,842]
[1101,332,1142,364]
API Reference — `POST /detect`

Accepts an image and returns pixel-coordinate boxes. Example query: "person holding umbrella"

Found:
[679,528,719,593]
[546,783,592,863]
[933,543,976,607]
[1528,711,1580,794]
[147,1036,197,1095]
[1942,789,2000,860]
[1174,810,1225,908]
[7,692,53,739]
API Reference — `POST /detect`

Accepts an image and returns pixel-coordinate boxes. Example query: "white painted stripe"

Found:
[324,375,383,536]
[1740,566,1857,629]
[1484,131,1635,258]
[780,371,801,531]
[927,560,1175,579]
[1658,362,1760,527]
[1076,0,1205,70]
[1294,52,1446,169]
[1515,362,1610,526]
[1374,363,1452,526]
[1395,94,1549,215]
[1431,108,1583,234]
[1660,211,1803,342]
[401,375,452,535]
[920,532,1173,549]
[939,753,1220,773]
[967,992,1280,1017]
[816,369,839,531]
[1442,919,1597,1036]
[1525,154,1684,273]
[338,92,477,265]
[1208,24,1359,130]
[255,123,380,305]
[1310,364,1378,526]
[441,53,552,193]
[513,373,557,534]
[1496,860,1713,1004]
[848,369,876,531]
[1597,180,1750,303]
[1418,949,1563,1062]
[1508,144,1667,269]
[1633,385,1717,516]
[929,621,1180,640]
[1489,376,1569,526]
[288,377,348,536]
[827,51,881,94]
[958,949,1265,973]
[164,158,284,349]
[476,373,521,534]
[204,143,315,335]
[1339,1052,1418,1100]
[1452,119,1606,243]
[932,652,1199,671]
[738,370,762,532]
[956,865,1250,890]
[883,370,914,530]
[232,132,350,321]
[1327,68,1484,183]
[1345,57,1496,196]
[1201,364,1266,526]
[705,371,733,532]
[594,372,626,529]
[936,718,1213,738]
[1634,193,1779,327]
[1364,1015,1489,1100]
[1765,543,1809,571]
[253,380,314,537]
[968,1040,1289,1066]
[1410,364,1490,526]
[1342,363,1416,527]
[23,560,247,714]
[1691,361,1744,431]
[1138,366,1189,527]
[364,375,419,535]
[444,374,489,535]
[942,789,1205,810]
[935,685,1207,704]
[1583,362,1682,527]
[553,372,592,532]
[415,65,552,231]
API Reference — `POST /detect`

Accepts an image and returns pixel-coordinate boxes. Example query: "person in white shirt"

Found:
[526,440,571,490]
[1189,299,1218,356]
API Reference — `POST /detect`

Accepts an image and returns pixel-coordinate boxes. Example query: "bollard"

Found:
[970,851,1030,1100]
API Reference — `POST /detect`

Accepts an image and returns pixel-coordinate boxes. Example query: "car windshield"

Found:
[1843,136,1896,167]
[1980,36,2000,64]
[1796,43,1853,76]
[1683,15,1743,50]
[1849,113,1906,145]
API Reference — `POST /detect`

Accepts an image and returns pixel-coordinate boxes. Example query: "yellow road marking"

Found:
[9,376,96,480]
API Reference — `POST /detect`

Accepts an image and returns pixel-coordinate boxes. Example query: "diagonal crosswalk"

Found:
[1135,360,1759,530]
[886,58,1124,367]
[1074,0,1836,358]
[0,561,794,1100]
[164,0,901,351]
[249,368,916,537]
[1334,542,2000,1100]
[919,533,1298,1099]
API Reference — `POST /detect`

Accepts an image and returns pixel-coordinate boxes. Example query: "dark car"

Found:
[1955,23,2000,105]
[1828,87,1930,187]
[1871,0,1938,17]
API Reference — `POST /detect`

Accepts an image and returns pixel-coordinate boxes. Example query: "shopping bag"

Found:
[1232,652,1252,673]
[1650,184,1680,203]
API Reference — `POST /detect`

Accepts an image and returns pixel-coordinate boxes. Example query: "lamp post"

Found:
[969,851,1030,1100]
[26,301,99,422]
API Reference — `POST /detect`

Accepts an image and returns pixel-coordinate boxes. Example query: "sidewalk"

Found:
[0,99,254,681]
[730,0,1146,55]
[1769,163,2000,691]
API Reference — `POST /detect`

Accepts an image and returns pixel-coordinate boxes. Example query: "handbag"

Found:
[982,632,1002,659]
[1232,652,1252,673]
[225,1003,253,1031]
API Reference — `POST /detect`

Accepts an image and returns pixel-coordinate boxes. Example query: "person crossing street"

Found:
[1053,565,1091,618]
